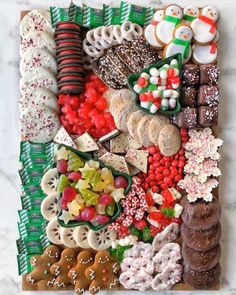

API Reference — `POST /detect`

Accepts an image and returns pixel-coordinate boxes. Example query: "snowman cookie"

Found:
[144,9,164,49]
[192,32,218,65]
[190,5,219,44]
[156,5,183,46]
[183,5,199,24]
[164,24,193,64]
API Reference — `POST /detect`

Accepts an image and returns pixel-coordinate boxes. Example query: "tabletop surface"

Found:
[0,0,235,294]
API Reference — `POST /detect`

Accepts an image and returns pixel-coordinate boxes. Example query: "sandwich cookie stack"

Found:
[54,22,85,94]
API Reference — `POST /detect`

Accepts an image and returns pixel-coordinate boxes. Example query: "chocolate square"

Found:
[200,65,219,85]
[175,107,198,128]
[180,87,197,107]
[198,85,220,107]
[198,106,218,127]
[182,64,200,86]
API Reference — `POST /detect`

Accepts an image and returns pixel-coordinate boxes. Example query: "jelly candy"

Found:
[114,176,128,189]
[75,179,90,191]
[131,227,140,237]
[96,204,106,215]
[87,160,100,169]
[67,152,84,171]
[98,193,113,205]
[106,201,116,216]
[68,171,82,181]
[80,189,99,206]
[67,199,83,216]
[161,207,175,217]
[92,181,106,192]
[62,187,77,202]
[57,174,70,193]
[141,226,152,242]
[96,214,110,224]
[80,207,96,221]
[57,159,68,174]
[101,168,114,184]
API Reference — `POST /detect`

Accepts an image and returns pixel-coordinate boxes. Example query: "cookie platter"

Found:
[17,2,222,294]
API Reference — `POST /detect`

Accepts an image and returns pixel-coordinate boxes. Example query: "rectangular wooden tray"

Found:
[20,10,221,292]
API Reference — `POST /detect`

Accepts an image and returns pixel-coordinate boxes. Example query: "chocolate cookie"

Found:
[180,195,221,230]
[181,223,221,251]
[56,22,81,31]
[183,263,220,289]
[182,242,221,271]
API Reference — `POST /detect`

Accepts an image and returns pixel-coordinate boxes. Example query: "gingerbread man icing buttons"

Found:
[26,245,61,286]
[190,5,219,44]
[85,250,120,294]
[156,5,183,46]
[144,9,164,48]
[164,24,193,64]
[183,5,200,24]
[50,248,78,289]
[68,250,94,295]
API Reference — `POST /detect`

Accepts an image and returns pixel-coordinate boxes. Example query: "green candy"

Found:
[57,174,70,193]
[148,84,157,91]
[68,152,84,171]
[131,227,140,237]
[141,226,152,242]
[80,189,99,206]
[161,207,175,217]
[105,201,115,217]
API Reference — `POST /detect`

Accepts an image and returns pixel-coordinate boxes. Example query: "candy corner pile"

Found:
[17,2,222,294]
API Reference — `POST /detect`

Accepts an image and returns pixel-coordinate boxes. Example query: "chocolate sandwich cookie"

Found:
[182,242,221,271]
[181,222,221,251]
[180,194,221,231]
[58,62,84,72]
[56,21,81,31]
[131,36,160,66]
[183,263,220,289]
[56,46,83,57]
[114,43,145,73]
[57,55,83,64]
[56,39,82,48]
[54,30,81,39]
[58,82,84,94]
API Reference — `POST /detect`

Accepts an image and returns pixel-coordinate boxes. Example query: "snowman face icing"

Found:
[201,5,219,21]
[153,9,164,22]
[165,5,183,19]
[175,26,193,41]
[184,5,199,17]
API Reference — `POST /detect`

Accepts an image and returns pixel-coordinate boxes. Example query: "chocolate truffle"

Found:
[198,85,220,107]
[198,106,218,127]
[182,64,200,86]
[180,87,197,107]
[175,107,198,128]
[200,65,219,85]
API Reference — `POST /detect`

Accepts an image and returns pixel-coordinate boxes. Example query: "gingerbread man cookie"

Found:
[85,250,120,294]
[68,250,94,295]
[26,245,61,286]
[50,248,78,288]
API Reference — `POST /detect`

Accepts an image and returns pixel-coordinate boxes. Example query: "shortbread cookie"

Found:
[113,103,137,132]
[109,89,135,116]
[137,115,153,147]
[148,115,170,145]
[127,110,144,141]
[158,124,181,156]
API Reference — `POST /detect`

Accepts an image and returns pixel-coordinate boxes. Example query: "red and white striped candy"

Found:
[122,215,133,227]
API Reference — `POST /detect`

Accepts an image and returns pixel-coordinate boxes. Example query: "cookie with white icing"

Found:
[164,24,193,64]
[144,9,164,48]
[190,5,219,45]
[183,5,199,24]
[156,4,183,46]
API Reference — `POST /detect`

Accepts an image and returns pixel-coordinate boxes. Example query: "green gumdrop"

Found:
[161,207,175,217]
[141,226,152,242]
[57,174,70,193]
[109,247,117,257]
[80,189,99,206]
[105,201,115,216]
[131,227,140,237]
[116,245,132,263]
[68,152,84,171]
[148,84,157,91]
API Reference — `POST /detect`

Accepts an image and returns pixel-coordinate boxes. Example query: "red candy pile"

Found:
[138,128,189,193]
[58,74,116,139]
